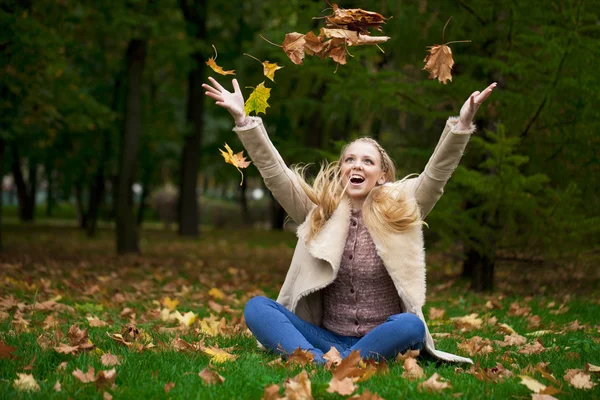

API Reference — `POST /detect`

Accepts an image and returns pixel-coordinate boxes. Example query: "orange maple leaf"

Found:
[206,45,235,76]
[219,143,251,186]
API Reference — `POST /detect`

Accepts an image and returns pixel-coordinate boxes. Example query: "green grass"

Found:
[0,223,599,399]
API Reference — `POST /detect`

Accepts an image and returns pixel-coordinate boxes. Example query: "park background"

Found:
[1,0,599,398]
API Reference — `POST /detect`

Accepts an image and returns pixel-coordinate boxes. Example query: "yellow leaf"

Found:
[219,144,252,186]
[206,45,235,76]
[174,311,197,327]
[202,346,237,363]
[244,82,271,116]
[262,61,283,82]
[208,287,226,300]
[162,296,179,311]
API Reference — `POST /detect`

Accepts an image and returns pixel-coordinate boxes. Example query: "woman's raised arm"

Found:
[409,83,497,219]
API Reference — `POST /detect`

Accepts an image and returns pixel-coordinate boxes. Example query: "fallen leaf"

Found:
[509,301,532,316]
[73,367,96,383]
[402,357,424,380]
[395,349,420,362]
[101,353,121,367]
[263,383,281,400]
[0,341,17,359]
[199,366,225,385]
[95,368,117,390]
[23,355,36,371]
[586,363,600,374]
[327,376,357,396]
[206,45,235,76]
[332,350,364,381]
[57,361,68,371]
[87,316,109,328]
[497,323,516,335]
[485,299,502,309]
[519,375,546,393]
[53,380,61,392]
[466,362,513,382]
[428,307,446,320]
[450,314,483,331]
[423,44,454,84]
[284,370,312,400]
[201,345,238,364]
[350,389,385,399]
[564,369,597,390]
[527,315,542,328]
[162,296,179,311]
[286,347,315,367]
[13,373,40,392]
[54,343,81,355]
[518,341,546,355]
[323,347,342,369]
[495,333,527,347]
[458,336,494,356]
[244,82,271,116]
[418,373,451,392]
[164,382,175,393]
[103,392,113,400]
[208,300,223,314]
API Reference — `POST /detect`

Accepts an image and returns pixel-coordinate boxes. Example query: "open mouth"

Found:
[350,175,365,185]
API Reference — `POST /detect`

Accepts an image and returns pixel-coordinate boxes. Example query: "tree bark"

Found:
[10,143,35,221]
[116,38,146,254]
[75,180,88,229]
[86,165,105,237]
[45,165,54,217]
[178,0,207,237]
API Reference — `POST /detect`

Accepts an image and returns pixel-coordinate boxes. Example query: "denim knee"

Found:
[387,313,426,342]
[244,296,271,327]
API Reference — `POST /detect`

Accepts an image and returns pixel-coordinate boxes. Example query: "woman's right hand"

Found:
[202,78,246,125]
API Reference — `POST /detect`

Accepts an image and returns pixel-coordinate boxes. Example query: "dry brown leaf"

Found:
[304,31,326,54]
[0,341,17,359]
[13,373,40,392]
[564,369,597,390]
[199,366,225,385]
[87,316,108,328]
[527,315,541,328]
[284,370,313,400]
[509,301,531,316]
[319,28,389,47]
[286,348,315,367]
[208,300,223,314]
[531,395,559,400]
[103,392,113,400]
[95,368,117,390]
[418,373,451,392]
[485,299,502,309]
[53,380,62,392]
[495,333,527,347]
[535,363,560,386]
[395,349,420,362]
[323,346,343,369]
[325,3,388,33]
[457,336,494,356]
[263,384,281,400]
[101,353,121,367]
[282,33,307,65]
[327,376,357,396]
[586,363,600,374]
[23,355,36,371]
[57,361,68,372]
[423,44,454,84]
[402,357,424,380]
[54,343,81,355]
[73,367,96,383]
[43,315,59,330]
[350,389,385,400]
[519,375,547,393]
[164,382,175,393]
[450,314,483,331]
[332,350,364,381]
[518,341,546,355]
[428,307,446,320]
[467,362,513,382]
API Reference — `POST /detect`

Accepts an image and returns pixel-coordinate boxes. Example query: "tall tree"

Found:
[178,0,207,236]
[116,38,147,254]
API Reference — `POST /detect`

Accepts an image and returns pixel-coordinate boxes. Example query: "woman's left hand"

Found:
[456,82,497,130]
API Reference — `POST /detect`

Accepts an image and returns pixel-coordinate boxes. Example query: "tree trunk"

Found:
[178,0,207,237]
[270,191,285,230]
[75,180,88,229]
[468,244,496,292]
[45,165,54,217]
[0,138,5,251]
[116,38,146,254]
[86,166,105,237]
[10,143,35,221]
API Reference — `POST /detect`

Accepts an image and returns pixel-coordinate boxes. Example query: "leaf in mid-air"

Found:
[244,82,271,116]
[423,44,454,84]
[262,61,283,82]
[206,45,235,76]
[219,143,252,186]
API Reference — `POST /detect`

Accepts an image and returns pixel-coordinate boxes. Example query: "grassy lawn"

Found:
[0,223,599,399]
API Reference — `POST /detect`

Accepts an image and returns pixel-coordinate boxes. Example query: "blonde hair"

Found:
[293,137,423,241]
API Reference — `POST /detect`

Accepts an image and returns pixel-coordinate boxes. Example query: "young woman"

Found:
[203,77,496,364]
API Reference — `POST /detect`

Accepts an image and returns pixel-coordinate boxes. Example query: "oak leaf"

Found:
[244,82,271,116]
[423,44,454,84]
[206,45,235,76]
[219,143,252,186]
[13,373,40,392]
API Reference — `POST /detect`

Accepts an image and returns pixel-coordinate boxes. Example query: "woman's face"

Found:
[340,141,386,206]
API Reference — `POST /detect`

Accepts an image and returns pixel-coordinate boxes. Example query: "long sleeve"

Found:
[233,117,314,224]
[407,117,476,219]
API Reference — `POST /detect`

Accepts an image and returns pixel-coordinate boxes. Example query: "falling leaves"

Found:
[206,45,235,76]
[219,143,252,186]
[244,82,271,116]
[244,53,284,82]
[423,44,454,84]
[325,3,388,33]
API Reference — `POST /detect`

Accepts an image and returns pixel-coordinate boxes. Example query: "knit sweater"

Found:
[322,209,403,337]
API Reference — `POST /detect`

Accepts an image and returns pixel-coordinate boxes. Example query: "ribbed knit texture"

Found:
[322,209,403,337]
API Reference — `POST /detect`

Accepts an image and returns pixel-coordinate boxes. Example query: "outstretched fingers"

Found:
[232,79,241,94]
[475,82,497,104]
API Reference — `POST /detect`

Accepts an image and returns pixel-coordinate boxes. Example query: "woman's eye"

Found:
[345,157,353,162]
[365,159,373,165]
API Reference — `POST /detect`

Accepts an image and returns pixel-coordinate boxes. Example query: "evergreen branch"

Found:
[455,0,486,26]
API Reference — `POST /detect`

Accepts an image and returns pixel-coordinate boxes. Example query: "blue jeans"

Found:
[244,296,425,364]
